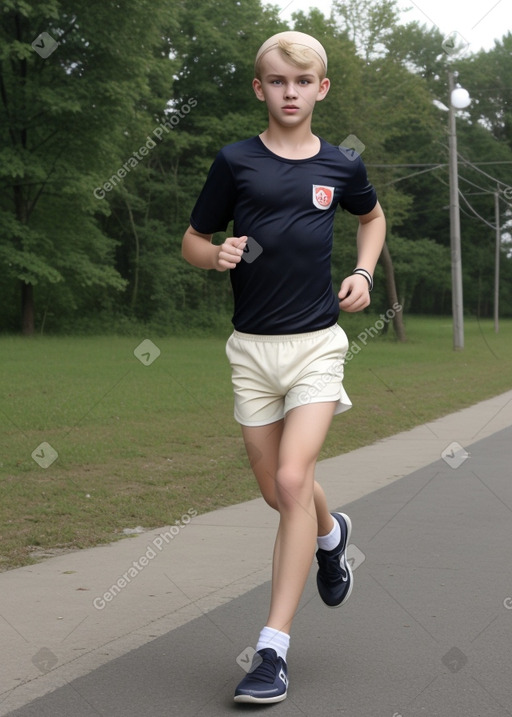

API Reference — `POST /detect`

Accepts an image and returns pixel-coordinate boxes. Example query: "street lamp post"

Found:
[447,70,469,351]
[494,187,500,333]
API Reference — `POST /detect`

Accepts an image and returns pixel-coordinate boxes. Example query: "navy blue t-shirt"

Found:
[190,136,378,334]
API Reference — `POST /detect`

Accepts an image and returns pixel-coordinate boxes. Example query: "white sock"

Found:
[256,626,290,662]
[317,515,341,551]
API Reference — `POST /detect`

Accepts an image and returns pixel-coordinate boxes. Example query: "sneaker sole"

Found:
[234,692,287,704]
[324,512,354,609]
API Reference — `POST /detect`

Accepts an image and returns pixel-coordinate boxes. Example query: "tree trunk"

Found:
[21,281,35,336]
[380,243,406,342]
[125,200,140,311]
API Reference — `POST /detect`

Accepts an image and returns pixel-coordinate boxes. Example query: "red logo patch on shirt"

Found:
[312,185,334,210]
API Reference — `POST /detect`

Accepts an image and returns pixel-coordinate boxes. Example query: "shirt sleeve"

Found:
[338,156,378,215]
[189,150,237,233]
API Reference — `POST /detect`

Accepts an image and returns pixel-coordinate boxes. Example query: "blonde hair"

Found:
[254,39,326,80]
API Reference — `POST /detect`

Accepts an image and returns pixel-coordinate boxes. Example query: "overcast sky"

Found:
[276,0,511,52]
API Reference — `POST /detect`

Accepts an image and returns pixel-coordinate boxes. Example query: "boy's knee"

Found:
[275,466,310,509]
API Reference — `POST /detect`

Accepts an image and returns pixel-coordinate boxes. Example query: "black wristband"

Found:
[352,268,373,291]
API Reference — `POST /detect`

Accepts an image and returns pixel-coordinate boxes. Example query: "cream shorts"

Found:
[225,323,352,426]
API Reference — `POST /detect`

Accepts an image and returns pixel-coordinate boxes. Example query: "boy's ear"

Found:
[252,77,266,102]
[316,77,330,101]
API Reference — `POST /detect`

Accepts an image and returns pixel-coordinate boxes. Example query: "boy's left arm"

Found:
[338,201,386,313]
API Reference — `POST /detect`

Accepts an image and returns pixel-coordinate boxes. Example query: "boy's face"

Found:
[252,49,330,127]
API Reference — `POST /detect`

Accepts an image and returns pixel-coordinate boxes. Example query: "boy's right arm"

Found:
[181,225,248,272]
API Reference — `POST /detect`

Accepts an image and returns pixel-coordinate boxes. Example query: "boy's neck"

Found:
[259,125,320,160]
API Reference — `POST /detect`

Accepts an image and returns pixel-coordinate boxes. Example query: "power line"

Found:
[382,164,445,186]
[367,161,512,168]
[367,154,512,215]
[458,190,496,230]
[366,163,445,168]
[457,153,512,189]
[458,173,497,194]
[435,171,512,228]
[373,154,512,210]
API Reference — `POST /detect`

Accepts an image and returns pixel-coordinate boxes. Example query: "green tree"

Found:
[325,1,445,335]
[458,33,512,148]
[3,1,510,333]
[331,0,399,61]
[0,0,176,334]
[100,0,288,332]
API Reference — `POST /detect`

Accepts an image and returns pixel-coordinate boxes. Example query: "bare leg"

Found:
[242,422,334,534]
[242,402,337,636]
[314,480,335,536]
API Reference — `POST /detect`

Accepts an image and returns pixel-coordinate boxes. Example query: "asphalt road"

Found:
[4,420,512,716]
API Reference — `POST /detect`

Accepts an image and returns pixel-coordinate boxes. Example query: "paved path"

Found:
[1,391,512,716]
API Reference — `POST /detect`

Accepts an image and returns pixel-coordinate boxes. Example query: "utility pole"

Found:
[448,70,465,350]
[494,188,500,333]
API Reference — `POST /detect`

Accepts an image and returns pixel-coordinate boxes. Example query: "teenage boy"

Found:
[182,30,386,704]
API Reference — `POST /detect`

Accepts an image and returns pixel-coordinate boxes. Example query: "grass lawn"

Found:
[1,315,511,570]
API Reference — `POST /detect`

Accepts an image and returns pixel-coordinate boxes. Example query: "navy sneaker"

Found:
[316,512,353,608]
[234,648,288,704]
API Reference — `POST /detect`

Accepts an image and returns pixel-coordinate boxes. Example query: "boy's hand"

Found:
[215,236,248,271]
[338,274,371,313]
